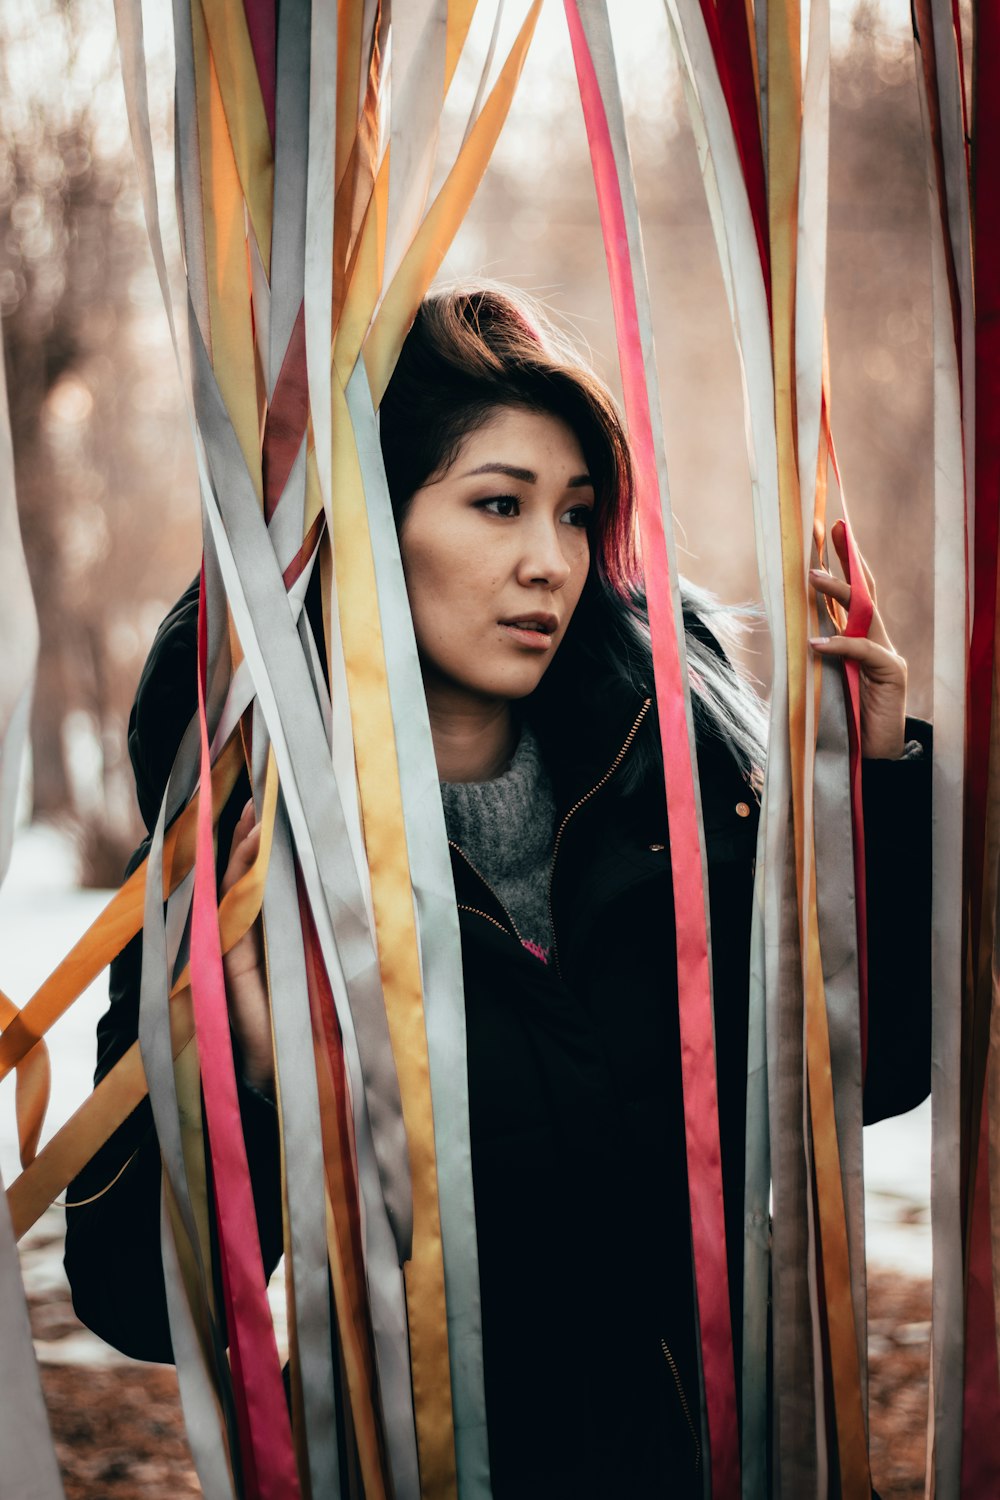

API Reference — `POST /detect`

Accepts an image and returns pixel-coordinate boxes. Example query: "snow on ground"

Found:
[0,823,929,1378]
[0,824,113,1189]
[0,824,287,1369]
[864,1099,931,1278]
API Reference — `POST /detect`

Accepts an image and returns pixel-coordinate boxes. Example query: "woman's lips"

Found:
[498,622,555,651]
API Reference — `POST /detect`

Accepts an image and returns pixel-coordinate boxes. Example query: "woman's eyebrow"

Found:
[461,461,593,487]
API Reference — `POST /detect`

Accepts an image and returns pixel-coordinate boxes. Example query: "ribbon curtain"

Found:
[3,4,996,1496]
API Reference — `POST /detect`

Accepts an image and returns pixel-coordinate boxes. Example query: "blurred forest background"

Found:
[1,0,931,887]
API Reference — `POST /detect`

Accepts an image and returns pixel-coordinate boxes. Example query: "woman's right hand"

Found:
[220,799,275,1097]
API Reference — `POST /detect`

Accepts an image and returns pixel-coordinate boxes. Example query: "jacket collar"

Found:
[447,679,655,938]
[528,673,656,816]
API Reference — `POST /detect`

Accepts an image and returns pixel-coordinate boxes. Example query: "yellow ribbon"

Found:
[198,0,274,279]
[0,988,50,1170]
[328,368,456,1496]
[162,1153,238,1490]
[365,1,543,404]
[0,736,242,1088]
[4,743,277,1243]
[192,0,265,494]
[768,1,870,1491]
[314,1034,389,1500]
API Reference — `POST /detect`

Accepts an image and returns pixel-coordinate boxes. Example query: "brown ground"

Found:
[32,1269,930,1498]
[40,1363,200,1499]
[32,1287,199,1498]
[868,1269,932,1499]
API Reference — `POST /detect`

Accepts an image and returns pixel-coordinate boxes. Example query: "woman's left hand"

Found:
[808,518,908,760]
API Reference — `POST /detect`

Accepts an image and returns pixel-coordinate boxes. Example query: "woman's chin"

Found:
[422,661,551,706]
[480,659,554,701]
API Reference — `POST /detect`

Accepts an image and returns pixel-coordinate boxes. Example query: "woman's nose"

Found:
[518,520,574,589]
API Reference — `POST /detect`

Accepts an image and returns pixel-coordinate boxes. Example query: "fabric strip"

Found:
[190,568,300,1497]
[913,17,970,1496]
[160,1177,239,1500]
[326,368,457,1496]
[0,319,63,1500]
[346,365,491,1495]
[0,320,38,886]
[264,789,341,1499]
[565,5,740,1491]
[189,327,420,1498]
[659,4,796,1489]
[0,1168,65,1499]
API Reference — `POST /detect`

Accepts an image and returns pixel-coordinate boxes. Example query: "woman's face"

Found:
[399,406,594,706]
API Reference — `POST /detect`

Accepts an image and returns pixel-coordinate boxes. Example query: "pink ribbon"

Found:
[191,563,300,1498]
[827,440,874,1075]
[564,5,740,1492]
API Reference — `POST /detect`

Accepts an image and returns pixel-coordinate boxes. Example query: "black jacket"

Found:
[63,583,932,1499]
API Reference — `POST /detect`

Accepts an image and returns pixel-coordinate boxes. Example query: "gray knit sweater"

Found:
[440,725,556,961]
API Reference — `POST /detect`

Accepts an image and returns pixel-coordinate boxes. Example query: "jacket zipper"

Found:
[660,1335,702,1472]
[449,695,652,963]
[449,841,525,944]
[547,697,652,978]
[455,904,517,939]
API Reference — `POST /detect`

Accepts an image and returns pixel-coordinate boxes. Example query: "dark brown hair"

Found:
[379,284,767,786]
[379,286,639,597]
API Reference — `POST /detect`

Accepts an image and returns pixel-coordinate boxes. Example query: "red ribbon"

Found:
[697,0,770,297]
[241,0,277,145]
[191,563,301,1498]
[827,430,874,1075]
[263,301,309,523]
[564,6,740,1492]
[960,5,1000,1487]
[961,1096,1000,1492]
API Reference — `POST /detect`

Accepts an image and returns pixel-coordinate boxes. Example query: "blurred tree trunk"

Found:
[1,11,199,876]
[3,355,73,817]
[29,605,73,818]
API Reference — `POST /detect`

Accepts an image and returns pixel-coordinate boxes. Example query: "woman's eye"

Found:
[561,505,594,529]
[476,495,520,517]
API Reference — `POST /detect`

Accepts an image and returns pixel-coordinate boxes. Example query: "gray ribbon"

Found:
[768,805,819,1497]
[190,319,412,1258]
[659,3,815,1488]
[113,3,418,1491]
[347,365,491,1492]
[139,711,241,1469]
[0,321,38,883]
[0,1171,64,1498]
[269,0,310,393]
[741,787,771,1498]
[190,331,419,1497]
[116,4,417,1480]
[258,725,340,1499]
[813,636,867,1419]
[2,315,70,1500]
[303,0,336,529]
[384,1,446,285]
[0,682,31,888]
[916,19,969,1496]
[573,6,721,1483]
[160,1184,238,1500]
[171,0,210,353]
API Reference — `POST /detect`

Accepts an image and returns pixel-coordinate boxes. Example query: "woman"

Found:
[64,287,931,1497]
